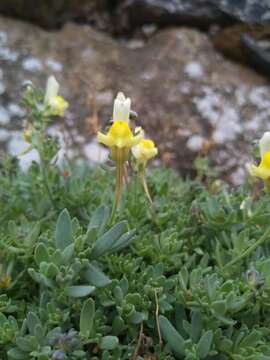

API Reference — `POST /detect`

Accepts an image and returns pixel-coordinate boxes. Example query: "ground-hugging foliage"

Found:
[1,160,270,360]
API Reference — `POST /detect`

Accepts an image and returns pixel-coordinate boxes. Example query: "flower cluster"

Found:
[98,92,157,163]
[23,76,68,146]
[22,76,69,208]
[97,92,158,217]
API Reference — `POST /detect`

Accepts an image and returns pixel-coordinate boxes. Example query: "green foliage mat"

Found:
[1,161,270,359]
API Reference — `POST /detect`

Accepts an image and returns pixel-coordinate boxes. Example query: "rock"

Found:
[212,23,270,74]
[119,0,270,77]
[1,0,269,33]
[210,1,270,75]
[117,0,229,31]
[119,0,270,30]
[241,34,270,76]
[1,15,270,183]
[216,0,270,24]
[0,0,108,29]
[2,0,270,78]
[212,24,269,62]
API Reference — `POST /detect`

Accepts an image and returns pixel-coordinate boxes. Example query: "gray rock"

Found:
[118,0,227,29]
[1,15,270,183]
[0,0,108,29]
[119,0,270,29]
[216,0,270,24]
[241,33,270,76]
[1,0,269,32]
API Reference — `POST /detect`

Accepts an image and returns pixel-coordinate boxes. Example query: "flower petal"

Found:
[259,132,270,157]
[97,132,115,147]
[248,164,270,180]
[44,76,59,104]
[113,92,131,123]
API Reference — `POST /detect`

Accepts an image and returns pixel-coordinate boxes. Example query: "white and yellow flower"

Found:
[97,92,141,153]
[44,76,68,117]
[247,132,270,181]
[97,92,141,220]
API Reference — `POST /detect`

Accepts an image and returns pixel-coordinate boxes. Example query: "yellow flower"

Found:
[44,76,68,117]
[248,151,270,180]
[247,132,270,181]
[132,138,158,164]
[97,120,142,149]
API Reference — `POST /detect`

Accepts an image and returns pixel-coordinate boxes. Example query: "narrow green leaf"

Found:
[205,275,217,301]
[197,330,213,359]
[84,263,111,288]
[182,320,191,337]
[25,223,41,247]
[34,324,45,344]
[88,205,110,234]
[128,311,144,324]
[27,312,41,336]
[191,310,203,342]
[91,221,128,258]
[34,243,49,265]
[240,330,262,348]
[112,316,125,335]
[61,243,75,264]
[159,315,185,357]
[65,285,95,298]
[55,209,73,250]
[39,274,54,288]
[45,263,59,278]
[107,229,136,254]
[175,303,187,337]
[80,298,95,338]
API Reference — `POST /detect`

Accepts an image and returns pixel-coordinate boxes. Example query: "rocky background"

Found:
[1,0,270,183]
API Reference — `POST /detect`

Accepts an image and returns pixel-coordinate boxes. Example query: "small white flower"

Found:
[113,92,131,123]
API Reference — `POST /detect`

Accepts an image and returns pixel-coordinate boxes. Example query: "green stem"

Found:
[110,150,123,224]
[35,127,58,210]
[222,225,270,271]
[140,167,152,204]
[40,156,57,210]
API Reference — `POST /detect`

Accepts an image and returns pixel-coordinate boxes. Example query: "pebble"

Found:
[22,57,43,72]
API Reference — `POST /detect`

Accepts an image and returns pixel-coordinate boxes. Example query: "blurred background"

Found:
[0,0,270,183]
